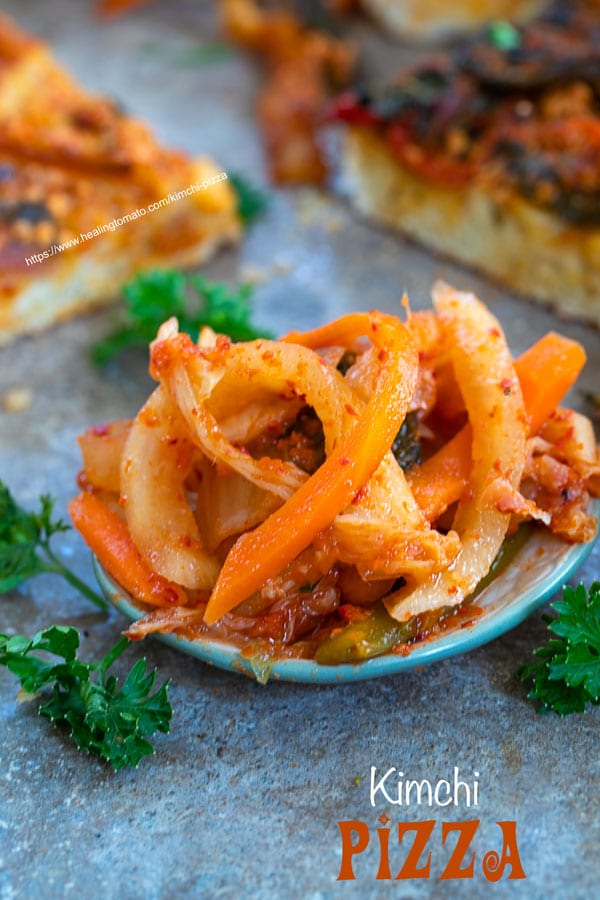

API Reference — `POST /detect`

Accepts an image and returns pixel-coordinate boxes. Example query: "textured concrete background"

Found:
[0,1,598,898]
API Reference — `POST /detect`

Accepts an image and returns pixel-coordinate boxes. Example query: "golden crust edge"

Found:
[0,212,240,346]
[341,127,600,326]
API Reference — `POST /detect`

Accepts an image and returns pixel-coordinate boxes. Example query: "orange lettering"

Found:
[440,819,479,879]
[395,820,436,879]
[337,820,370,880]
[482,821,526,882]
[376,826,392,880]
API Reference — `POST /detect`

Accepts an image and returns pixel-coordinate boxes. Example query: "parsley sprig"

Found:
[0,626,171,770]
[229,172,270,226]
[91,270,272,366]
[1,480,173,768]
[0,480,107,611]
[515,583,600,715]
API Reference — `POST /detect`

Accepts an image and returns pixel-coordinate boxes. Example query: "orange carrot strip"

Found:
[409,332,587,521]
[69,492,187,608]
[515,332,587,434]
[203,311,418,625]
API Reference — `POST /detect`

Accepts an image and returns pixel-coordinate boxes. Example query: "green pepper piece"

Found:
[316,524,533,666]
[315,603,416,665]
[467,523,533,601]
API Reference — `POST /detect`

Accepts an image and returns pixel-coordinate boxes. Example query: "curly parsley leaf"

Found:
[229,172,269,226]
[0,480,107,610]
[0,627,172,770]
[188,275,271,341]
[91,269,272,366]
[515,583,600,715]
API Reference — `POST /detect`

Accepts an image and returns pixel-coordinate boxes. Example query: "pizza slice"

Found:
[0,14,240,345]
[334,0,600,324]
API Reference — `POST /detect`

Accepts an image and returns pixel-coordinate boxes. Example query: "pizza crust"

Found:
[360,0,546,40]
[0,14,240,345]
[342,127,600,324]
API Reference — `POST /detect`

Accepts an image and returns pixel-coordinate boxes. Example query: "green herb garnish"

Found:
[0,627,171,770]
[137,40,232,67]
[173,42,232,67]
[91,269,272,366]
[487,20,521,52]
[0,480,107,610]
[229,173,270,226]
[515,583,600,715]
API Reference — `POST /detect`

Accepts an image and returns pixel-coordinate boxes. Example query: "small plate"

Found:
[95,506,598,684]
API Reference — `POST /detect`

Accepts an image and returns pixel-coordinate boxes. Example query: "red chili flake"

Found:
[352,485,367,504]
[338,604,370,624]
[500,378,512,396]
[76,470,90,489]
[488,327,501,338]
[139,409,159,427]
[157,584,180,606]
[91,424,110,436]
[262,350,274,361]
[339,457,351,466]
[377,349,388,362]
[150,342,172,374]
[345,403,358,416]
[265,422,283,436]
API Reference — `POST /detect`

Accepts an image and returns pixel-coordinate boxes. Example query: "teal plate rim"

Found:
[94,502,598,684]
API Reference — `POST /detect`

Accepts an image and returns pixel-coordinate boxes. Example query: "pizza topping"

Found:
[460,5,600,90]
[334,0,600,222]
[222,0,356,184]
[0,12,240,345]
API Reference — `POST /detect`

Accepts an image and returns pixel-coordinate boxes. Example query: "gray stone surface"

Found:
[0,1,598,898]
